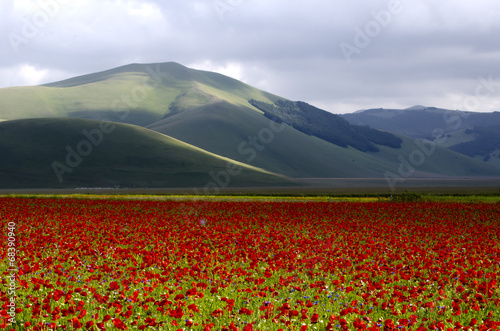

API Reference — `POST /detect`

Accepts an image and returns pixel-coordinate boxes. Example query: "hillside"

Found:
[0,62,280,125]
[341,106,500,139]
[249,99,402,152]
[0,118,292,189]
[0,64,499,188]
[448,125,500,168]
[0,62,403,153]
[341,106,500,168]
[147,101,500,179]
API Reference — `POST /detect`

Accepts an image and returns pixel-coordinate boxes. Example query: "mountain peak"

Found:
[404,105,427,111]
[42,62,189,88]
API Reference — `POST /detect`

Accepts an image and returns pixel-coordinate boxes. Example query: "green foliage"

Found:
[249,99,402,152]
[450,125,500,157]
[391,191,424,202]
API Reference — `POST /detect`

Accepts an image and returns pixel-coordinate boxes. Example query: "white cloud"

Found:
[189,60,244,81]
[1,0,500,113]
[0,64,47,87]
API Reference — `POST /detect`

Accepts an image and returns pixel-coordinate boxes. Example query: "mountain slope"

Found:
[448,125,500,168]
[0,64,499,185]
[249,99,402,152]
[341,106,500,139]
[147,100,500,179]
[341,106,500,168]
[0,62,403,153]
[0,62,279,125]
[0,118,292,189]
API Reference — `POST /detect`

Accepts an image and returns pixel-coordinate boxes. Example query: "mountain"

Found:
[341,106,500,168]
[341,106,500,139]
[0,63,499,189]
[0,62,281,125]
[0,62,402,154]
[447,125,500,168]
[0,118,291,189]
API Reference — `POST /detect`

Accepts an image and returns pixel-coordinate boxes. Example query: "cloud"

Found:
[1,0,500,113]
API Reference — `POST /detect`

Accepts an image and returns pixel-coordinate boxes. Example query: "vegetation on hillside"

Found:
[450,125,500,160]
[249,99,402,152]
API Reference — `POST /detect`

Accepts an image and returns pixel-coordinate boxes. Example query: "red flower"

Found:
[113,318,128,330]
[72,317,82,329]
[211,309,224,318]
[169,307,184,319]
[78,309,86,319]
[109,281,120,290]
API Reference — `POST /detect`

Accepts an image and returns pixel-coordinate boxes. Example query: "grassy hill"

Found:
[0,62,279,125]
[0,118,292,189]
[147,101,500,179]
[0,62,404,153]
[0,64,499,188]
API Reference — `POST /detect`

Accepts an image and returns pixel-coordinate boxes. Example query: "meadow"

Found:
[1,197,499,330]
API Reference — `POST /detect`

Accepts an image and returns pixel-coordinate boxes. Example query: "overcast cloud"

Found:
[1,0,500,113]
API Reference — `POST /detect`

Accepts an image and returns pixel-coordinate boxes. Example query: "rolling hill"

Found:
[0,63,500,189]
[0,118,292,189]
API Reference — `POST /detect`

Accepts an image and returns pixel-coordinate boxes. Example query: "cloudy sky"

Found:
[1,0,500,114]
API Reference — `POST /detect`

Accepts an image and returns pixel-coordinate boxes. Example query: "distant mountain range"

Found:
[341,106,500,168]
[0,62,499,189]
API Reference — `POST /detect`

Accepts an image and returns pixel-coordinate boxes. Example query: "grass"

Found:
[0,118,292,189]
[1,193,499,203]
[0,62,279,122]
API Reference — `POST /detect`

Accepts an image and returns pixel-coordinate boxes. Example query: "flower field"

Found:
[1,197,500,330]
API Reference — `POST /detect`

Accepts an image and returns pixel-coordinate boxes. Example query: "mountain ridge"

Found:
[0,63,499,188]
[341,106,500,169]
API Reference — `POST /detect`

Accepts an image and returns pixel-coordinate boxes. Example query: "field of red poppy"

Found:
[1,197,499,330]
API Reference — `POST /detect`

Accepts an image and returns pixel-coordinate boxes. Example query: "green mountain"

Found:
[0,63,499,189]
[0,62,280,125]
[0,62,402,153]
[341,106,500,168]
[0,118,291,189]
